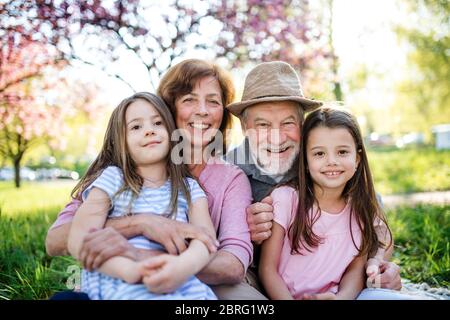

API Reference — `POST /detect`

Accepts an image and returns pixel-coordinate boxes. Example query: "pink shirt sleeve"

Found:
[216,169,254,272]
[49,198,82,230]
[271,186,297,231]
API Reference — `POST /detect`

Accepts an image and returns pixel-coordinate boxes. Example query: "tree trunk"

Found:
[13,156,22,188]
[333,81,343,102]
[328,0,344,102]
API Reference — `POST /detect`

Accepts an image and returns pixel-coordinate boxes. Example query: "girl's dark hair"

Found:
[289,107,392,257]
[71,92,192,218]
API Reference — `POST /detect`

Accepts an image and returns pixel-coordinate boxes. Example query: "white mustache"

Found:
[258,143,296,152]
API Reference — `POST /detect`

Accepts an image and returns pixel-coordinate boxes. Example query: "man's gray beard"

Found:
[250,147,298,177]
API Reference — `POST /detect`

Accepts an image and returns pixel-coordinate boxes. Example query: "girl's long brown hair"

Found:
[289,108,392,257]
[71,92,192,218]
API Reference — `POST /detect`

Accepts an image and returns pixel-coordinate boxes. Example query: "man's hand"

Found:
[140,255,190,294]
[365,257,382,288]
[139,214,218,255]
[379,261,402,290]
[246,196,274,244]
[366,258,402,290]
[79,227,138,271]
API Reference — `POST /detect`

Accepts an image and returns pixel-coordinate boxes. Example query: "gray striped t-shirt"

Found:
[80,166,216,300]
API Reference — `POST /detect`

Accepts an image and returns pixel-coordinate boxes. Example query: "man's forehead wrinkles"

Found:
[253,114,299,123]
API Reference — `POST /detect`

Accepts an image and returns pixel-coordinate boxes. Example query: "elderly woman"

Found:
[46,59,264,299]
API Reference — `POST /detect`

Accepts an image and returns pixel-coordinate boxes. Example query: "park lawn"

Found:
[0,209,77,300]
[389,205,449,288]
[0,181,77,300]
[368,147,450,195]
[0,180,76,216]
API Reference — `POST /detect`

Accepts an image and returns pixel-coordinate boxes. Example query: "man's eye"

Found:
[183,98,194,102]
[257,123,269,128]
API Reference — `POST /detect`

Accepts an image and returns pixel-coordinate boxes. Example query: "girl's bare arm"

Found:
[67,188,141,284]
[259,222,294,300]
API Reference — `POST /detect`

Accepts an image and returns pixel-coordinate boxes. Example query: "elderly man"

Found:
[224,61,402,299]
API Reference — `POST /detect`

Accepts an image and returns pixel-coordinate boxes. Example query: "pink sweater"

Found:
[50,157,253,271]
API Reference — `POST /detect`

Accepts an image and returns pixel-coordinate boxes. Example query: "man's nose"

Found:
[268,129,287,145]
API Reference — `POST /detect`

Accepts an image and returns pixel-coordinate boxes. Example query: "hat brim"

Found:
[227,96,323,117]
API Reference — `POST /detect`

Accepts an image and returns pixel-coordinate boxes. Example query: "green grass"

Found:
[368,147,450,194]
[0,181,78,300]
[0,209,78,300]
[0,180,76,216]
[388,205,450,288]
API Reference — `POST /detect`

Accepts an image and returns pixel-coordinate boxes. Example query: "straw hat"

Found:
[227,61,322,117]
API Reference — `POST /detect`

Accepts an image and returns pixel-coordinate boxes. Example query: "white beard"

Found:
[249,143,299,176]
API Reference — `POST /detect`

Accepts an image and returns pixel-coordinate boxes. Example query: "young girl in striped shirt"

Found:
[67,92,217,300]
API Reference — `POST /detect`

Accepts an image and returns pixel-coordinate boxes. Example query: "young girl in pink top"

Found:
[260,108,392,300]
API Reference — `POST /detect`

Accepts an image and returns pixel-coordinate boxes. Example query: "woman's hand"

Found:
[139,254,191,294]
[138,214,218,255]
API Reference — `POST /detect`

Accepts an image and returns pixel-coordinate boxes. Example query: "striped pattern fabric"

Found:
[80,166,216,300]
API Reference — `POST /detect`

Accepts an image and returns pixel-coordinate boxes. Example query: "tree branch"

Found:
[0,69,42,93]
[65,41,136,93]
